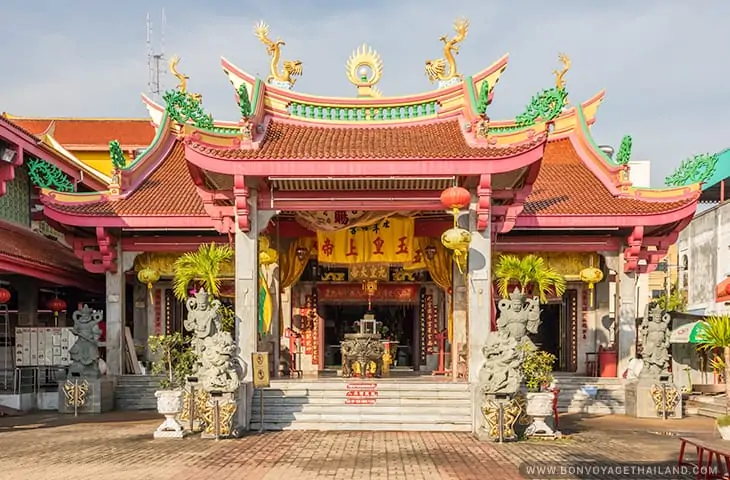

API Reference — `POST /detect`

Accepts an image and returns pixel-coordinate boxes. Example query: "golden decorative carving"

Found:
[321,272,346,282]
[170,56,202,101]
[254,21,303,86]
[392,270,416,282]
[198,392,238,437]
[178,387,207,431]
[650,383,680,417]
[63,378,89,412]
[553,53,570,91]
[133,253,235,278]
[482,395,524,441]
[349,264,389,281]
[425,18,469,83]
[496,252,599,281]
[346,44,384,98]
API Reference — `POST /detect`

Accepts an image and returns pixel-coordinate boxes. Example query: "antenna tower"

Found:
[146,9,166,99]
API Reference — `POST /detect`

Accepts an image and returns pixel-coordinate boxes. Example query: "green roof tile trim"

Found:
[698,148,730,191]
[575,105,620,167]
[466,76,479,114]
[124,110,171,170]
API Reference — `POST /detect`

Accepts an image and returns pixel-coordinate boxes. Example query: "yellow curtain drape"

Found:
[277,237,316,334]
[417,238,454,341]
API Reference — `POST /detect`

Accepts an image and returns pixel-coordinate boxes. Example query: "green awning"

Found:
[670,321,705,343]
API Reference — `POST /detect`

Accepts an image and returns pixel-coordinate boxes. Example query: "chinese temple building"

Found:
[4,20,701,426]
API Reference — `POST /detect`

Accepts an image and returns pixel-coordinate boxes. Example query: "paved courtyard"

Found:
[0,412,718,479]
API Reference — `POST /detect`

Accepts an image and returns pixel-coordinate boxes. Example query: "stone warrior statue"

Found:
[184,288,240,393]
[68,305,103,378]
[639,305,672,379]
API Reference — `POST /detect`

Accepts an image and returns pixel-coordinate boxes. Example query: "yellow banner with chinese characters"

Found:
[317,217,415,265]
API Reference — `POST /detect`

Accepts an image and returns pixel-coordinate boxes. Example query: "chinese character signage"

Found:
[317,218,415,265]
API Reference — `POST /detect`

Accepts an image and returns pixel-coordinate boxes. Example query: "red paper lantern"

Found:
[725,283,730,297]
[47,297,67,317]
[0,287,11,304]
[440,186,471,210]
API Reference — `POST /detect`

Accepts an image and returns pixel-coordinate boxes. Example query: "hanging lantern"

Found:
[424,244,437,261]
[0,287,11,304]
[295,245,309,261]
[580,266,604,307]
[440,186,471,210]
[137,267,161,303]
[47,297,67,320]
[441,227,471,274]
[440,186,471,217]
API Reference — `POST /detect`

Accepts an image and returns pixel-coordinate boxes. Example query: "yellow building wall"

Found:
[72,150,130,176]
[648,244,678,295]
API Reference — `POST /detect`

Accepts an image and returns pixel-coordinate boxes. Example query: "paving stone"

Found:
[0,411,717,479]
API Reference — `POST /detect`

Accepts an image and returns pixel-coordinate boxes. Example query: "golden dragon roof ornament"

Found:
[346,44,384,98]
[254,21,303,88]
[169,55,201,101]
[425,18,469,86]
[553,53,570,91]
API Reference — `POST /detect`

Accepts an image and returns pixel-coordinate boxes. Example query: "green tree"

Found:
[653,282,687,312]
[697,315,730,414]
[494,254,567,302]
[172,243,234,301]
[148,333,196,390]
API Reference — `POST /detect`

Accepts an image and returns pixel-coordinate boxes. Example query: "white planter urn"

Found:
[153,389,185,439]
[525,391,560,438]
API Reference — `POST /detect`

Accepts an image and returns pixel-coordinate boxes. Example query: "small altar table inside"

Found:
[340,314,389,378]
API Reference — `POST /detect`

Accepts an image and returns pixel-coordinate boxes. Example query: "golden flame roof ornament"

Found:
[425,18,469,89]
[346,43,384,98]
[254,21,303,90]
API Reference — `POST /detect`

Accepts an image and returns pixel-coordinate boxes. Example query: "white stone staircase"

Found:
[250,379,472,431]
[114,375,161,410]
[553,374,626,414]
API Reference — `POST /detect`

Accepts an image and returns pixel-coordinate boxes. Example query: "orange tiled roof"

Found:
[523,139,695,215]
[0,222,83,272]
[48,141,206,216]
[189,119,543,160]
[3,117,155,148]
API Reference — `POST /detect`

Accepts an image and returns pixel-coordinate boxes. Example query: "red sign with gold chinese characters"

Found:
[317,284,419,303]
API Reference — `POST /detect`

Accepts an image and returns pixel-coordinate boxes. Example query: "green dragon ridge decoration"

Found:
[476,80,489,116]
[665,152,720,187]
[162,89,214,129]
[237,84,253,119]
[26,157,75,192]
[109,140,126,170]
[615,135,632,165]
[515,87,568,127]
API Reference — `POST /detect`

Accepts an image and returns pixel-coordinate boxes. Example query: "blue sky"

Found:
[1,0,729,186]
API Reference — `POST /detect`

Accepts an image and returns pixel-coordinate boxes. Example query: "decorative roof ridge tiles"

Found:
[521,137,700,225]
[141,94,241,130]
[185,117,549,162]
[3,114,155,149]
[41,141,209,224]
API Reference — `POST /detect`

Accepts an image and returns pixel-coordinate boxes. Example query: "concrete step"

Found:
[251,404,471,416]
[256,396,472,407]
[249,421,473,432]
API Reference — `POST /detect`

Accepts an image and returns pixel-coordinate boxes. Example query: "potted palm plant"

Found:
[494,254,567,302]
[148,332,195,438]
[696,314,730,440]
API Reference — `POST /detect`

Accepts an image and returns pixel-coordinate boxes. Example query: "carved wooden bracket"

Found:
[71,227,118,274]
[623,221,687,274]
[476,174,491,231]
[234,174,250,232]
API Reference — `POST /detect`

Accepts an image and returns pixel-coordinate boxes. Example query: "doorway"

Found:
[322,304,416,369]
[530,289,578,372]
